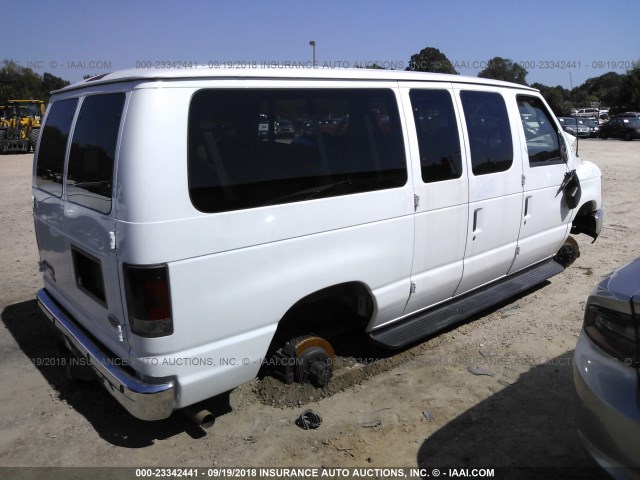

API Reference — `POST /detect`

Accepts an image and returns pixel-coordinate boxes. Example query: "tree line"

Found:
[2,50,639,116]
[406,47,640,116]
[0,60,70,104]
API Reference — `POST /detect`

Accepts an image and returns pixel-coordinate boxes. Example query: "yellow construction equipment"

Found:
[0,99,45,153]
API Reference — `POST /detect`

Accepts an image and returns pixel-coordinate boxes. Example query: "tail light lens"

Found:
[584,304,637,364]
[123,264,173,337]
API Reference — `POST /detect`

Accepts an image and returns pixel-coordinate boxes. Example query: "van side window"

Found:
[517,95,562,165]
[460,91,513,175]
[66,93,125,214]
[409,89,462,183]
[35,98,78,196]
[188,89,407,213]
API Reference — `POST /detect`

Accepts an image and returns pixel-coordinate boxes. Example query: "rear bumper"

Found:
[37,289,175,421]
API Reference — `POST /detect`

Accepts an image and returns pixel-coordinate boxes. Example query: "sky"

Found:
[4,0,639,89]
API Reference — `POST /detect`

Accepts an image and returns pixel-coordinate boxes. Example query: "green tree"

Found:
[406,47,458,74]
[532,83,573,116]
[617,62,640,111]
[478,57,528,85]
[42,72,71,97]
[0,59,70,104]
[580,72,623,107]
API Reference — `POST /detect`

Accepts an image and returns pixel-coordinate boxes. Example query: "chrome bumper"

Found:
[37,289,175,421]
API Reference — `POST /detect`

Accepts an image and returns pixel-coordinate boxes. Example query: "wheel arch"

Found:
[266,281,376,355]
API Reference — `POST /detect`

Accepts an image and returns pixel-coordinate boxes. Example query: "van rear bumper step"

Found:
[36,289,175,421]
[369,258,565,349]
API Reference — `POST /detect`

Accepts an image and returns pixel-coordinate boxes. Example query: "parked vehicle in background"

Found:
[614,112,640,119]
[574,257,640,478]
[557,117,590,138]
[576,117,600,138]
[0,99,45,153]
[599,118,640,140]
[274,118,295,137]
[576,107,600,120]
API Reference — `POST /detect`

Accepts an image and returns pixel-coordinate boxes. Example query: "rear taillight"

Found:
[123,264,173,337]
[584,304,637,364]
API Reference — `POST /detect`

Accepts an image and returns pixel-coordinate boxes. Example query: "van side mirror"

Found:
[558,169,581,209]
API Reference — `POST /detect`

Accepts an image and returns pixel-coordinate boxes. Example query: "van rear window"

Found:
[188,89,407,213]
[66,93,125,214]
[35,98,78,196]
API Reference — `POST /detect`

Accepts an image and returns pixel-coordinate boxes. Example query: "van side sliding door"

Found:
[399,84,468,315]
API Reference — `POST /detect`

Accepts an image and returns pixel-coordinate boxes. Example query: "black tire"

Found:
[0,129,6,154]
[599,131,607,140]
[624,131,632,141]
[30,128,40,152]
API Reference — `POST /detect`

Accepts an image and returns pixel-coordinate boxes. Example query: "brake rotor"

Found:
[289,335,335,388]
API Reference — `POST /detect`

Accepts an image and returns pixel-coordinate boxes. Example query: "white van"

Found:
[33,68,603,422]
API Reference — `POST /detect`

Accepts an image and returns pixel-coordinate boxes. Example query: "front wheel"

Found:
[624,131,632,141]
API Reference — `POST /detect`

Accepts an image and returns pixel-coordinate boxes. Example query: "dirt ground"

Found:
[1,139,639,476]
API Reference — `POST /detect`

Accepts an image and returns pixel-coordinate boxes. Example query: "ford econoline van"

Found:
[33,68,603,422]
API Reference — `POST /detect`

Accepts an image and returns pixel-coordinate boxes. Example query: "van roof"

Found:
[55,67,538,93]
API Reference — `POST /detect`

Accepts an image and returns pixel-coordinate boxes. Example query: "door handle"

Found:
[473,208,482,237]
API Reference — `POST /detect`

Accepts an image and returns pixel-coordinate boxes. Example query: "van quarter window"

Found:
[517,95,562,165]
[409,89,462,183]
[35,98,78,197]
[66,93,125,214]
[460,91,513,175]
[188,89,407,213]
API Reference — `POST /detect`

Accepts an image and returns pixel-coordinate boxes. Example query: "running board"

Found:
[369,258,564,349]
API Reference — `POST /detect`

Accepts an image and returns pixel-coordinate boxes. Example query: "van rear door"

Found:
[33,92,129,359]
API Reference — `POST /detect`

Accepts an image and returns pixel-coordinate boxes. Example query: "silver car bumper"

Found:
[574,331,640,479]
[37,289,175,421]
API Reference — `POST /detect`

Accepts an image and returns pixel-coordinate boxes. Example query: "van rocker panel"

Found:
[369,258,564,349]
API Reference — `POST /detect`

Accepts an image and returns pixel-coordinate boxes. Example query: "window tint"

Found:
[35,98,78,196]
[517,95,562,165]
[409,90,462,183]
[188,89,406,213]
[67,93,125,214]
[460,91,513,175]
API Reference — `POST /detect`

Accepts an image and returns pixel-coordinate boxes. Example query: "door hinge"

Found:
[414,194,420,211]
[109,231,116,250]
[515,246,520,256]
[521,174,526,187]
[410,282,416,294]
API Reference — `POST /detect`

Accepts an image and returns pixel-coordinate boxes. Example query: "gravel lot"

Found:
[1,139,638,476]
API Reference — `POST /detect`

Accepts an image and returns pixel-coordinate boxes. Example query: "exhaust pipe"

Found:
[183,406,215,428]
